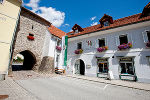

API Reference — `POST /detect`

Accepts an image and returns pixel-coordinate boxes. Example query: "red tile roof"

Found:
[48,25,66,38]
[67,13,150,38]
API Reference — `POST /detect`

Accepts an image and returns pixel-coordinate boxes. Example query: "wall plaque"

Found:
[120,58,132,62]
[86,65,91,69]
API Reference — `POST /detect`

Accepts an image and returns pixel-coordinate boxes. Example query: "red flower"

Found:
[27,36,34,40]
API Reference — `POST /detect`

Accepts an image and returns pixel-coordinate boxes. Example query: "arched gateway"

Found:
[12,50,36,71]
[10,7,54,73]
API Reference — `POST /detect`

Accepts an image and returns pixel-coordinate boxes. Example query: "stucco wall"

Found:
[67,23,150,83]
[0,0,21,74]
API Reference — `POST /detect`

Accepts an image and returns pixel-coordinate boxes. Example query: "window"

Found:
[147,57,150,66]
[99,38,105,47]
[98,63,108,73]
[120,63,134,75]
[0,0,3,4]
[56,55,59,62]
[119,35,128,45]
[29,33,34,36]
[32,25,34,30]
[57,40,61,46]
[77,42,82,49]
[104,21,109,26]
[147,31,150,42]
[75,29,79,33]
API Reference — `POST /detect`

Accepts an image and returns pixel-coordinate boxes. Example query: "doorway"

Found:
[74,59,85,75]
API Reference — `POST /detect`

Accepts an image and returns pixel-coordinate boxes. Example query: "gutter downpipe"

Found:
[7,6,22,75]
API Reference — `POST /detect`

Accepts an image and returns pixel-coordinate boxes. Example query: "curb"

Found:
[66,75,150,91]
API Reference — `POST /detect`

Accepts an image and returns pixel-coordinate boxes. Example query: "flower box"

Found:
[97,46,108,52]
[27,36,34,40]
[146,41,150,47]
[56,46,62,51]
[118,42,132,50]
[74,49,83,54]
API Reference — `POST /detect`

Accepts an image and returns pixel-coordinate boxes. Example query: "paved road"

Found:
[15,76,150,100]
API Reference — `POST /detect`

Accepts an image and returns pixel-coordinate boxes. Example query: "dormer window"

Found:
[140,2,150,18]
[99,14,113,27]
[75,29,79,33]
[71,24,84,34]
[104,21,109,27]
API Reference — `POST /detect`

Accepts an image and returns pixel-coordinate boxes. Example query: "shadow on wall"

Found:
[38,56,54,74]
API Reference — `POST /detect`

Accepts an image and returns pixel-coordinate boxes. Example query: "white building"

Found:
[42,25,66,72]
[66,3,150,83]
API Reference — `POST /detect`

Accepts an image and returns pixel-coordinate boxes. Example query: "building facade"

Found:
[66,3,150,83]
[0,0,22,80]
[45,25,66,69]
[11,7,52,73]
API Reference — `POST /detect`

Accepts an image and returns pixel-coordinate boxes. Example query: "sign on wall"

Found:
[86,65,91,69]
[120,58,132,62]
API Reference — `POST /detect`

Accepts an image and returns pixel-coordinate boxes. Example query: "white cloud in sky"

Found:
[25,0,40,12]
[65,24,70,26]
[63,24,70,27]
[91,22,98,26]
[25,0,65,27]
[90,16,96,21]
[37,7,65,27]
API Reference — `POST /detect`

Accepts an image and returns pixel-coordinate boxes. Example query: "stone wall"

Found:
[11,8,52,72]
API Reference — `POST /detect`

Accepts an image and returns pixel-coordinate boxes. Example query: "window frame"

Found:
[57,39,61,46]
[103,21,110,27]
[98,38,105,47]
[119,34,128,45]
[147,31,150,42]
[77,42,82,49]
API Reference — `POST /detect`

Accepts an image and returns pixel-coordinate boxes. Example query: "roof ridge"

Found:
[114,13,141,21]
[68,13,141,33]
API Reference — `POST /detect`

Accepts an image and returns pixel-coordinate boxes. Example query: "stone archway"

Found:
[74,59,85,75]
[12,50,36,71]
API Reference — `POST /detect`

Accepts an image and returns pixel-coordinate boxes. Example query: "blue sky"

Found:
[23,0,149,33]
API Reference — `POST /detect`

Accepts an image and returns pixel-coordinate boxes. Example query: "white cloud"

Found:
[70,29,73,32]
[91,22,98,26]
[25,0,65,27]
[25,0,40,12]
[64,24,70,27]
[90,16,96,21]
[37,7,65,27]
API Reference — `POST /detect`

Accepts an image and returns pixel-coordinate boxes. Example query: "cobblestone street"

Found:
[1,71,150,100]
[0,71,58,100]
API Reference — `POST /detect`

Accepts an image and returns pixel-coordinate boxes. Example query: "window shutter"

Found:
[95,39,99,48]
[115,36,119,46]
[142,31,148,43]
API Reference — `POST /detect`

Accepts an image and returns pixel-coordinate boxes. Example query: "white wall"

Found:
[67,22,150,83]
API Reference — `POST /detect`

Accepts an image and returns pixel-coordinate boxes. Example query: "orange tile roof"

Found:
[67,13,150,38]
[48,25,66,38]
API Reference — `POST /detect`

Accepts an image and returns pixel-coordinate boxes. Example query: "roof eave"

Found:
[68,19,150,38]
